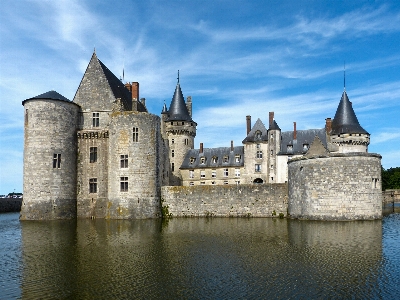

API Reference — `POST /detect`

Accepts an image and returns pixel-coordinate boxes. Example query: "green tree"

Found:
[381,167,400,190]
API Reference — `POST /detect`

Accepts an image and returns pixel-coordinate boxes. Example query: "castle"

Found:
[21,52,382,220]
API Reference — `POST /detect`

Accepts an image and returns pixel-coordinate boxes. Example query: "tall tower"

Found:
[163,76,197,185]
[21,91,80,219]
[328,90,370,153]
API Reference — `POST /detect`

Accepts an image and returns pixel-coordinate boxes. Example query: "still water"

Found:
[1,212,400,299]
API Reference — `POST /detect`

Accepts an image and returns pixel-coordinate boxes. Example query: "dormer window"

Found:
[235,155,241,163]
[255,130,262,140]
[223,156,229,163]
[200,157,206,164]
[190,157,196,164]
[303,144,309,151]
[287,145,293,153]
[212,156,218,164]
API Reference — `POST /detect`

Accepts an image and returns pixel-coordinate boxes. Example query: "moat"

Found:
[1,212,400,299]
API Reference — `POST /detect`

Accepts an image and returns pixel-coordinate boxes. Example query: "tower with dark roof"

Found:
[162,78,197,185]
[327,90,370,153]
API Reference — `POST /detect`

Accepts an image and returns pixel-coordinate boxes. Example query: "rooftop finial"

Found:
[177,70,180,84]
[344,61,346,91]
[94,46,96,54]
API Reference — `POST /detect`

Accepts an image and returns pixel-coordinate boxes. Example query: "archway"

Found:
[253,178,263,184]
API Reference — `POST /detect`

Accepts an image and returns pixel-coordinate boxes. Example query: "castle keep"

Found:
[21,53,382,220]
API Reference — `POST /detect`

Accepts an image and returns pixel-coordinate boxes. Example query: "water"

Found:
[1,212,400,299]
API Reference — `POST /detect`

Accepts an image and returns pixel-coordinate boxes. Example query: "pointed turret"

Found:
[331,91,368,135]
[166,82,193,121]
[329,90,370,153]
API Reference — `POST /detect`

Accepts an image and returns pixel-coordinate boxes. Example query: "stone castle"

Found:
[21,52,382,221]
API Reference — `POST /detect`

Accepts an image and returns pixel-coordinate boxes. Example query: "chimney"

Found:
[293,122,297,140]
[124,82,132,92]
[325,118,332,134]
[246,115,251,135]
[200,143,203,154]
[140,98,146,107]
[186,96,192,117]
[269,112,274,128]
[131,82,139,100]
[231,140,234,152]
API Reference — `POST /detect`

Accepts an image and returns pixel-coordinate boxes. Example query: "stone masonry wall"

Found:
[288,153,382,220]
[21,99,79,220]
[107,111,162,219]
[161,184,288,217]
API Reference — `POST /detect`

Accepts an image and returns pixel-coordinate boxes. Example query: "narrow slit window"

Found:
[133,127,139,142]
[53,153,61,169]
[90,147,97,163]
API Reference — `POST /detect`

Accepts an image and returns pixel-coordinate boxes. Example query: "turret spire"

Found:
[344,61,346,91]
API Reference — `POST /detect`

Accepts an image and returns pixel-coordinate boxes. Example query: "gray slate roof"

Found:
[22,90,76,105]
[278,128,327,155]
[165,83,193,121]
[242,118,269,143]
[180,146,244,169]
[331,90,368,135]
[96,54,147,113]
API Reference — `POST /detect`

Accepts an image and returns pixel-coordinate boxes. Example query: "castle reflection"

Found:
[19,217,384,299]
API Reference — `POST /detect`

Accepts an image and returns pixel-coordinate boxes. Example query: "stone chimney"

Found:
[131,82,139,100]
[186,96,192,118]
[293,122,297,140]
[231,140,234,152]
[269,112,274,128]
[246,115,251,135]
[200,142,203,154]
[325,118,332,134]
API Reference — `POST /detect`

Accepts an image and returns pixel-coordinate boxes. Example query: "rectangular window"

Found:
[120,155,128,168]
[212,170,216,178]
[271,150,273,155]
[120,177,128,192]
[189,182,194,186]
[235,180,240,185]
[223,168,228,177]
[172,150,175,158]
[201,170,206,178]
[89,178,97,193]
[184,139,189,145]
[200,181,205,185]
[53,153,61,169]
[255,164,261,172]
[133,127,139,142]
[235,155,241,162]
[224,181,228,185]
[223,156,229,163]
[257,150,263,158]
[172,139,174,144]
[90,147,97,163]
[92,112,99,127]
[235,168,240,177]
[172,163,174,172]
[189,170,194,179]
[271,164,274,169]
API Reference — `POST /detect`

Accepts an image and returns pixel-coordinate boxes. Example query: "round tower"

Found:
[163,77,196,185]
[328,90,370,153]
[21,91,80,220]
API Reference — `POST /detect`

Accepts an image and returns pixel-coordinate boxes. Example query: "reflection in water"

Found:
[5,215,398,299]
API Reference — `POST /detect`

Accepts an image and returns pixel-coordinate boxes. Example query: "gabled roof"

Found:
[73,52,146,112]
[180,146,244,169]
[278,128,327,155]
[331,90,368,135]
[166,83,192,121]
[305,136,329,157]
[242,118,269,143]
[22,90,78,106]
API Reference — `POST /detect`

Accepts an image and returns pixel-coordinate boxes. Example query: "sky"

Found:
[1,0,400,194]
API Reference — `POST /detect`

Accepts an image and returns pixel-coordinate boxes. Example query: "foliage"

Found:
[381,167,400,190]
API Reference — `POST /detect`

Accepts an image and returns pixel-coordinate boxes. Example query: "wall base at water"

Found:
[161,184,288,217]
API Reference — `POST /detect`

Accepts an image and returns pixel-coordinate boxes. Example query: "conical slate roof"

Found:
[269,119,281,130]
[22,90,75,105]
[166,83,192,121]
[331,90,368,135]
[161,102,168,114]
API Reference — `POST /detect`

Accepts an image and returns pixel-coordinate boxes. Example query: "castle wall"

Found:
[21,100,79,220]
[288,153,382,220]
[107,112,162,219]
[161,184,288,217]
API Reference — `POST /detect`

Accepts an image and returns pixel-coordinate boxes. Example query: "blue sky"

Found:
[1,0,400,194]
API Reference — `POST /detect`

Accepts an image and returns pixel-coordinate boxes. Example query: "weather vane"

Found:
[177,70,180,83]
